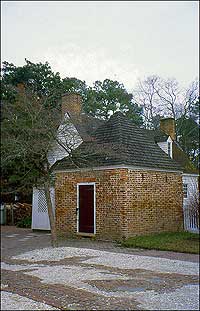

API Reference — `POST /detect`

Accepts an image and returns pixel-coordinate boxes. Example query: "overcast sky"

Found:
[1,1,199,91]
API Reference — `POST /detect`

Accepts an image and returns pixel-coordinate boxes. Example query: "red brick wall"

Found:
[125,170,183,237]
[55,168,183,240]
[55,169,128,240]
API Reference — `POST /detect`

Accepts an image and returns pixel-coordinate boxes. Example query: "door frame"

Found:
[77,182,96,234]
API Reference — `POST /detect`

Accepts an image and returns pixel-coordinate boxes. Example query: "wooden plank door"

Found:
[78,184,95,233]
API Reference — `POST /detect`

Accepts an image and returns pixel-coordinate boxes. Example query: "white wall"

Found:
[157,136,173,158]
[47,113,83,166]
[182,174,199,209]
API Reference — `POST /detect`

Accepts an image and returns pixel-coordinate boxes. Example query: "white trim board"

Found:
[55,165,183,174]
[76,182,96,235]
[182,173,199,177]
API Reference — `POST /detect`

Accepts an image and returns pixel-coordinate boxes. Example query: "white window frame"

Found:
[167,137,173,158]
[76,182,96,234]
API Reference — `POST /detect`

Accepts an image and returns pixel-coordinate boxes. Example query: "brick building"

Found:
[32,93,199,238]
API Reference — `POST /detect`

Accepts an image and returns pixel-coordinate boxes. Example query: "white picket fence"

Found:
[183,207,199,233]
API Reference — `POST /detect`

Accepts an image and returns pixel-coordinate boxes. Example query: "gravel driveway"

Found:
[1,226,199,310]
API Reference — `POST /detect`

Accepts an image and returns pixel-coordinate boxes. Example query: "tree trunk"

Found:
[44,181,58,247]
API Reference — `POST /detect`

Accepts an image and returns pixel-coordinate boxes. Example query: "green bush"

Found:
[16,216,32,228]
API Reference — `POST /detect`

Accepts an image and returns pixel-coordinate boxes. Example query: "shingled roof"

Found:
[144,129,169,143]
[71,113,105,141]
[172,141,198,174]
[54,111,183,172]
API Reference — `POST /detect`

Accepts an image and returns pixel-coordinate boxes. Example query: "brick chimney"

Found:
[61,93,82,117]
[160,117,176,141]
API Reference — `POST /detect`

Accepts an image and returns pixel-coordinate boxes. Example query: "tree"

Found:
[84,79,143,125]
[62,77,89,101]
[134,76,199,167]
[155,78,183,120]
[134,75,199,124]
[176,116,199,167]
[134,76,183,128]
[183,79,199,122]
[174,80,199,167]
[2,60,143,125]
[1,87,81,246]
[133,75,162,129]
[1,60,63,107]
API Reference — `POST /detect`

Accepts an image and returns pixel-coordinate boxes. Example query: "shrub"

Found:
[16,216,32,228]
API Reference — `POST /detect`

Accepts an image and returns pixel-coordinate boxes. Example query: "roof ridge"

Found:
[111,111,125,144]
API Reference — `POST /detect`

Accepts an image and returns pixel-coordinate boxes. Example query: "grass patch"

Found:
[121,231,199,254]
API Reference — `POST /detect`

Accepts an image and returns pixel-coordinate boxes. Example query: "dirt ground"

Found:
[1,226,199,310]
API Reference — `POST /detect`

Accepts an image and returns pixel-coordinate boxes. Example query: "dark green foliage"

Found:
[1,90,61,197]
[16,216,32,228]
[83,79,143,125]
[1,60,63,107]
[176,116,200,168]
[1,60,143,125]
[62,77,89,100]
[1,157,41,199]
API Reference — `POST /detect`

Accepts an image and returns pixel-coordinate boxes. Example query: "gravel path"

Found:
[12,246,199,275]
[1,226,199,310]
[1,291,59,310]
[2,246,200,310]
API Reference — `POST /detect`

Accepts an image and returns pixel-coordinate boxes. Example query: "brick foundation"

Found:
[55,168,183,240]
